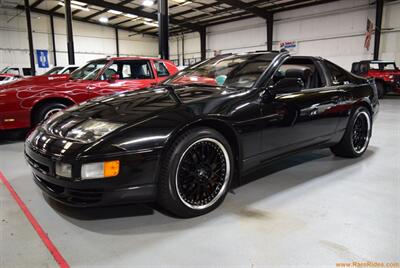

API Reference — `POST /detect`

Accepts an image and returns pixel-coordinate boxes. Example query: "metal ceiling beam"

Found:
[214,0,267,18]
[15,5,157,36]
[79,0,201,31]
[31,0,44,8]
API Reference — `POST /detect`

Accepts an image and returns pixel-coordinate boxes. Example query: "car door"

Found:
[258,58,343,159]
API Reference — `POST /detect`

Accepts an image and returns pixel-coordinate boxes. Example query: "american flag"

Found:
[364,19,374,51]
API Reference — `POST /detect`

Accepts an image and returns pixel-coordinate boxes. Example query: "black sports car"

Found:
[25,51,379,217]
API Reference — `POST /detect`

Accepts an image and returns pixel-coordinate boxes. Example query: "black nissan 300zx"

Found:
[25,51,379,217]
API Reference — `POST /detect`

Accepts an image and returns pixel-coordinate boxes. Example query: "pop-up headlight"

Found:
[66,120,123,143]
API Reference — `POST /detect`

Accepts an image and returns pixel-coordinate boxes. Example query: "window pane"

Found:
[154,61,170,77]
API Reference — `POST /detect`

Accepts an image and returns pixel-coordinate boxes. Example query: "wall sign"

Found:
[280,41,298,53]
[36,49,49,68]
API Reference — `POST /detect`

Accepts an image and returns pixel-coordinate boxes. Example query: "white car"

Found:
[0,74,21,85]
[42,65,79,75]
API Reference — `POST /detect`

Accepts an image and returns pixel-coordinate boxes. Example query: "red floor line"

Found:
[0,171,70,268]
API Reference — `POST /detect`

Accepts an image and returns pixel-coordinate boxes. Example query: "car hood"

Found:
[0,74,72,92]
[63,85,229,122]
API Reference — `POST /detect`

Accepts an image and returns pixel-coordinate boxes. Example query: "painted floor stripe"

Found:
[0,171,69,268]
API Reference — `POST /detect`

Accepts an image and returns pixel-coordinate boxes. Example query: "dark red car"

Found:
[351,60,400,98]
[0,57,178,130]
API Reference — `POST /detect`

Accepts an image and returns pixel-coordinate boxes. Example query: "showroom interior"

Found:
[0,0,399,267]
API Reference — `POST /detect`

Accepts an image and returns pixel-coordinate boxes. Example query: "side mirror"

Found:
[270,77,304,94]
[108,74,120,83]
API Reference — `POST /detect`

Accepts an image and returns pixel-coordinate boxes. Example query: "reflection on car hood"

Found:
[57,85,227,124]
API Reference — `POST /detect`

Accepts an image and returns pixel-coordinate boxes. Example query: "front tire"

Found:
[158,127,234,218]
[32,102,67,126]
[330,107,372,158]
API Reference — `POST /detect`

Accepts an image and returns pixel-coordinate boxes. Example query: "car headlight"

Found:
[66,120,123,143]
[81,160,120,179]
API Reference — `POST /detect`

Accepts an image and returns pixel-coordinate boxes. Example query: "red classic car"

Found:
[351,60,400,98]
[0,57,178,130]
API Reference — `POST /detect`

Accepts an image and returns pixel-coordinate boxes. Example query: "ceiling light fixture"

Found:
[124,14,138,18]
[144,21,158,27]
[71,0,86,6]
[108,9,122,15]
[142,0,154,7]
[58,2,90,11]
[99,17,109,23]
[144,18,153,22]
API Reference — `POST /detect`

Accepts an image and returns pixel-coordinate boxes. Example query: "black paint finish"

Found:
[25,52,379,207]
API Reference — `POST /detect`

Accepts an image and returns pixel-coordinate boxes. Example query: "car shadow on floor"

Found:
[47,147,376,234]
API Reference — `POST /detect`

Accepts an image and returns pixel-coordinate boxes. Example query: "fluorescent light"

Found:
[108,9,122,15]
[142,0,154,7]
[124,14,138,18]
[99,17,109,23]
[71,0,86,6]
[144,18,153,22]
[144,21,158,27]
[58,2,90,11]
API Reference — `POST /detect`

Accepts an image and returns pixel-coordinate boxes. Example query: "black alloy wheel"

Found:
[331,106,372,158]
[176,137,230,210]
[158,127,234,218]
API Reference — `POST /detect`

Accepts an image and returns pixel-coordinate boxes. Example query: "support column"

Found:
[266,12,273,51]
[158,0,169,59]
[115,28,120,57]
[50,15,57,66]
[65,0,75,64]
[200,27,206,61]
[24,0,35,76]
[373,0,384,60]
[182,34,185,66]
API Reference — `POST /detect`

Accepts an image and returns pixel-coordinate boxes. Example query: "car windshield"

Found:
[43,67,63,75]
[70,60,108,80]
[165,53,277,89]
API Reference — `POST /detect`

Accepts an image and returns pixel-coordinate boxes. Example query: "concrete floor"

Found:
[0,97,399,268]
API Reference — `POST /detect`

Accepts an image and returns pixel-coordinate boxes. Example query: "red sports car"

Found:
[0,57,178,130]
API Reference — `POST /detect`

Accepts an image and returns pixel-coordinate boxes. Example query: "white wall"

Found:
[173,0,400,70]
[0,8,158,73]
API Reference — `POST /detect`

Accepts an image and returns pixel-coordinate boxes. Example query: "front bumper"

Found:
[25,142,160,207]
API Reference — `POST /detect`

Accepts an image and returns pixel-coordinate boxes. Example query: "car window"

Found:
[43,67,63,75]
[325,61,353,86]
[7,68,20,75]
[154,61,170,77]
[63,67,78,74]
[100,61,154,80]
[370,63,380,70]
[100,63,118,80]
[270,58,325,91]
[383,63,396,70]
[70,60,108,80]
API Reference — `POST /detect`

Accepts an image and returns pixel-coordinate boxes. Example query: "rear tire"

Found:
[375,80,385,99]
[330,106,372,158]
[32,102,67,126]
[158,127,234,218]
